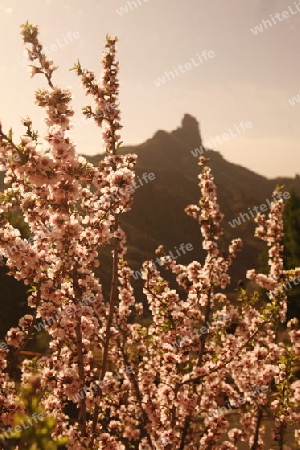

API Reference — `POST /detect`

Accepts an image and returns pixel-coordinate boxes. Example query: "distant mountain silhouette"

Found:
[85,114,300,292]
[1,114,300,303]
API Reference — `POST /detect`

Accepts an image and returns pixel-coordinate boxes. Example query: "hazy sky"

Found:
[0,0,299,178]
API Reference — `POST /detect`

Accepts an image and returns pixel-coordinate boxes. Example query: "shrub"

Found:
[0,22,299,449]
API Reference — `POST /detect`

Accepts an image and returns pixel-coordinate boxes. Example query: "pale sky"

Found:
[0,0,299,178]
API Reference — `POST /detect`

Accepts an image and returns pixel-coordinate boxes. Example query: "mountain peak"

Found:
[171,113,202,149]
[181,113,199,130]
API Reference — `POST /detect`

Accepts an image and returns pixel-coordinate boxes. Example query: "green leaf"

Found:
[27,285,37,293]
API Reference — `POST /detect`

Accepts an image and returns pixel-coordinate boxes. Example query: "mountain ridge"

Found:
[84,113,300,288]
[1,114,299,292]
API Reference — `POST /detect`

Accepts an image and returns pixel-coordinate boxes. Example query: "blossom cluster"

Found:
[71,365,134,403]
[34,294,97,332]
[208,384,269,419]
[170,314,231,350]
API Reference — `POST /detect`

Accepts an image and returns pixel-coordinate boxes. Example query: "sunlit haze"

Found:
[0,0,299,178]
